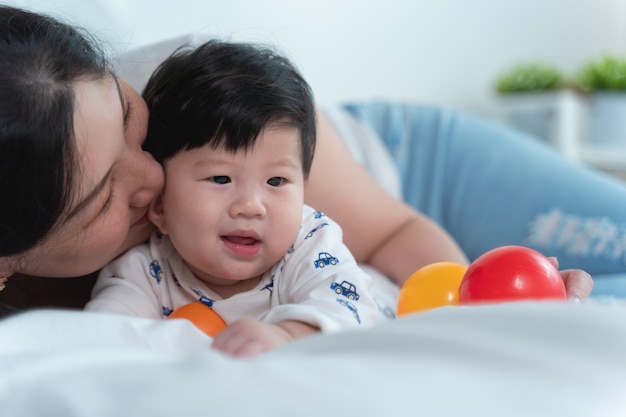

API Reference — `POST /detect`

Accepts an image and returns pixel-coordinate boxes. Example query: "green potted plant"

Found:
[493,62,586,158]
[576,55,626,147]
[578,55,626,91]
[496,62,565,93]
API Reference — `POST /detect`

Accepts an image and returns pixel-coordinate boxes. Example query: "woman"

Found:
[0,5,592,315]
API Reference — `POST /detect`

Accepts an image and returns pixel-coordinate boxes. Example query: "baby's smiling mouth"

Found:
[222,235,259,245]
[221,233,262,256]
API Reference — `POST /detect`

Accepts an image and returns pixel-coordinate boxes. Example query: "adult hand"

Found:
[548,257,594,302]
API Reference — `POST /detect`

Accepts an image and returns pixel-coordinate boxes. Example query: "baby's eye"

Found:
[267,177,285,187]
[210,176,231,184]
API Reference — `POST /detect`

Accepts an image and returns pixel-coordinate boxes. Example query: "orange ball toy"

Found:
[167,302,227,337]
[396,262,468,316]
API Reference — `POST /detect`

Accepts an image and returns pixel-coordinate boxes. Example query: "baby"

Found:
[86,40,390,356]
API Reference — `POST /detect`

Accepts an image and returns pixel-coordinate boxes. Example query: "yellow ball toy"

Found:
[396,262,468,316]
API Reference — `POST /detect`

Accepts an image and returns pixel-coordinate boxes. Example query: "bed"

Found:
[2,301,626,416]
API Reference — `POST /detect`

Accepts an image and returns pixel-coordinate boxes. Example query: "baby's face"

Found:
[150,123,305,288]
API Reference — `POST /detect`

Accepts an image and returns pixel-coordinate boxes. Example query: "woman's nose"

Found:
[129,151,164,208]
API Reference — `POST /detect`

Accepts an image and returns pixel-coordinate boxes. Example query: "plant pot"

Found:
[588,92,626,147]
[495,90,588,159]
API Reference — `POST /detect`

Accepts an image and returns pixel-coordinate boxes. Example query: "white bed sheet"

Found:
[2,301,626,416]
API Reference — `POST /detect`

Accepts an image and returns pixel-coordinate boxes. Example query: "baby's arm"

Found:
[85,243,163,319]
[211,318,318,357]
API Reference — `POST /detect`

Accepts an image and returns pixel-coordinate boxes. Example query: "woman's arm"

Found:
[305,110,468,287]
[306,108,593,300]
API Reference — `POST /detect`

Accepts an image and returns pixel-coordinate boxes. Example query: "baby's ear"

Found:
[148,194,168,234]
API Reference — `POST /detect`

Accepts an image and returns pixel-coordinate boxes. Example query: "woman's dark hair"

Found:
[142,39,316,177]
[0,6,109,257]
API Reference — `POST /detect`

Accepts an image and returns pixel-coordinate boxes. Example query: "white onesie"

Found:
[86,205,395,332]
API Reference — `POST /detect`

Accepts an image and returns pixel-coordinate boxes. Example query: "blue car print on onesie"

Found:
[313,210,324,219]
[336,298,361,324]
[261,278,274,293]
[198,296,214,307]
[314,252,339,269]
[149,260,163,284]
[305,222,329,240]
[330,280,360,300]
[379,305,396,320]
[190,288,215,307]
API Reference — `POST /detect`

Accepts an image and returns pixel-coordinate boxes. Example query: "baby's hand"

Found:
[211,318,317,357]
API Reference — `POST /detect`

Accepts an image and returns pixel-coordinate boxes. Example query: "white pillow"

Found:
[114,33,209,92]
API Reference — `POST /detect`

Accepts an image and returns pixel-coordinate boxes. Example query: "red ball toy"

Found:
[459,245,567,305]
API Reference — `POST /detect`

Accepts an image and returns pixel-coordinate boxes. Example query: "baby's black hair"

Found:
[143,39,316,177]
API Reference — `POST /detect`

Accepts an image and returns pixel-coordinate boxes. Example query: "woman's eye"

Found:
[99,180,115,215]
[124,100,134,132]
[267,177,285,187]
[103,191,114,210]
[99,191,114,215]
[210,176,231,184]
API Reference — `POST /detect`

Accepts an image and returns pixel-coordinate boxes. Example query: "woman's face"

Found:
[12,76,164,278]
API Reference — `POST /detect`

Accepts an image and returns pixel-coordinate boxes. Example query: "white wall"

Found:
[7,0,626,114]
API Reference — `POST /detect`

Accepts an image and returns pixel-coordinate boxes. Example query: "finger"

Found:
[234,340,267,357]
[547,256,559,269]
[211,326,251,354]
[562,269,594,301]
